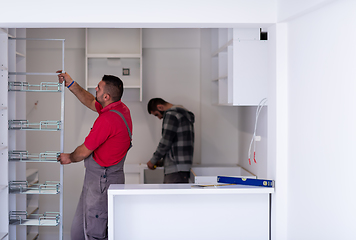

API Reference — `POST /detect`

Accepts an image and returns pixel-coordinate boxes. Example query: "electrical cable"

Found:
[248,98,267,165]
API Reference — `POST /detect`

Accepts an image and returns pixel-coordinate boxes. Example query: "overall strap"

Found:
[110,110,132,149]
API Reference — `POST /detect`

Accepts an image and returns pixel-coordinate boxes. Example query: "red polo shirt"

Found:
[84,101,132,167]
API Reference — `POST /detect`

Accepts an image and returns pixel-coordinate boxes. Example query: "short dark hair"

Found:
[102,75,123,102]
[147,98,168,114]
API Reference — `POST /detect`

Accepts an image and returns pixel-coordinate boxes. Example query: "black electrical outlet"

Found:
[123,68,130,76]
[260,28,268,40]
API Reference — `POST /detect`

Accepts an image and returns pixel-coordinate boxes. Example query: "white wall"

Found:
[139,28,201,165]
[267,22,290,240]
[0,0,276,28]
[284,0,356,239]
[277,0,337,21]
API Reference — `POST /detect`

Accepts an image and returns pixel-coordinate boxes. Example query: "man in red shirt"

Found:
[56,71,132,240]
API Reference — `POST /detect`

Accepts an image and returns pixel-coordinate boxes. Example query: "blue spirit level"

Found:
[217,176,274,187]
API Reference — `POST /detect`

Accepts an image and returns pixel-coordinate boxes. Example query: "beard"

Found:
[95,96,103,106]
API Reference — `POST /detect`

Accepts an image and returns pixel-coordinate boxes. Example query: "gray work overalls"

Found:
[71,110,132,240]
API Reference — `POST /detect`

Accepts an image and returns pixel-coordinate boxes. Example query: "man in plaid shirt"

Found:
[147,98,195,183]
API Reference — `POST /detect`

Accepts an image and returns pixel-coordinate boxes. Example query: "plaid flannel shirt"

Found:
[150,106,195,174]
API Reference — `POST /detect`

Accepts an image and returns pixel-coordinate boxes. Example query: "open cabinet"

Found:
[85,28,143,102]
[0,28,65,240]
[211,28,269,106]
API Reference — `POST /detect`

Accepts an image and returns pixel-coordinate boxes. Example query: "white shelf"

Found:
[86,28,142,101]
[8,120,62,131]
[87,53,141,58]
[11,219,59,226]
[123,86,141,89]
[8,82,62,92]
[212,103,267,107]
[9,181,60,194]
[0,106,7,110]
[87,85,141,89]
[9,211,60,226]
[9,151,59,162]
[211,76,228,82]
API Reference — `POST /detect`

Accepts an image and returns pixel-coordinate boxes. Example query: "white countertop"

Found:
[108,183,274,195]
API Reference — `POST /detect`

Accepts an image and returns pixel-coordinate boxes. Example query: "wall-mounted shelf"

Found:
[87,53,141,58]
[8,81,62,92]
[9,181,60,194]
[211,28,268,106]
[85,28,142,102]
[9,151,59,162]
[9,211,60,226]
[8,72,59,76]
[8,120,61,131]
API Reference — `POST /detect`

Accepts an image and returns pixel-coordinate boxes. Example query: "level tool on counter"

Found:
[217,176,274,187]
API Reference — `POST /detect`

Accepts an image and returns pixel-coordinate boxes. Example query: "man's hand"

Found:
[147,160,156,170]
[56,70,73,87]
[57,153,72,165]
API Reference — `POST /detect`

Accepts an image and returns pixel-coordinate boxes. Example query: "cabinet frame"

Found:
[5,31,65,240]
[211,28,269,106]
[85,28,143,102]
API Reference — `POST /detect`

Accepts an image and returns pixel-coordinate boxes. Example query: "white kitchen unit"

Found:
[0,28,65,240]
[211,28,268,106]
[85,28,142,101]
[190,164,256,184]
[108,184,274,240]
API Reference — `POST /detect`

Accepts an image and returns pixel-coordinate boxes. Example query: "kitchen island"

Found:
[108,183,274,240]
